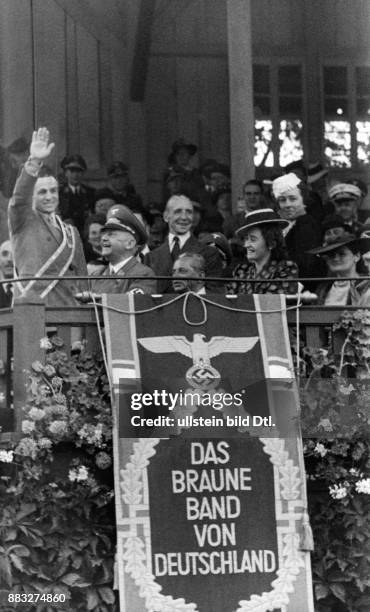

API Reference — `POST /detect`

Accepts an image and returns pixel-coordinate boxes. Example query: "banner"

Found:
[103,292,314,612]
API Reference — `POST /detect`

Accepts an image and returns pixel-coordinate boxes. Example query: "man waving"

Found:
[8,127,87,305]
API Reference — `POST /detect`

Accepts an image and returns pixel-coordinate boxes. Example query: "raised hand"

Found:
[29,127,55,161]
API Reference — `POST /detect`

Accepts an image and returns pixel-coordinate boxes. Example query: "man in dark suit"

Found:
[0,239,14,308]
[172,252,206,294]
[90,204,156,295]
[59,154,95,236]
[145,194,223,293]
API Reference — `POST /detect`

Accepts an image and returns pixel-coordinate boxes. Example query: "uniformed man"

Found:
[90,204,156,295]
[59,154,95,236]
[106,162,144,213]
[8,127,88,306]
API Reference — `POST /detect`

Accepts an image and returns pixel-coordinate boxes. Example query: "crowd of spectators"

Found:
[2,129,370,308]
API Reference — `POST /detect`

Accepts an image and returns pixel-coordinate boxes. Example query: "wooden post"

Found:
[13,299,46,432]
[226,0,255,208]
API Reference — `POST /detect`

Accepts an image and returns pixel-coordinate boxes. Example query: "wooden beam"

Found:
[130,0,156,102]
[13,299,46,432]
[54,0,127,58]
[227,0,255,207]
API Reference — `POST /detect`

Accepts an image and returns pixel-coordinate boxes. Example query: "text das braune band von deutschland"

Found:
[152,441,276,577]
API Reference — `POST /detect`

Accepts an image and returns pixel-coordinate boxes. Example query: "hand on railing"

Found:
[75,291,100,303]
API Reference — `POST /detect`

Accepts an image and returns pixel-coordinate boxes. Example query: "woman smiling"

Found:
[308,233,370,306]
[273,173,322,282]
[227,209,298,294]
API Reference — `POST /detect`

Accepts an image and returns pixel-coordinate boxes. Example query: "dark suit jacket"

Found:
[0,283,12,308]
[59,183,96,236]
[284,214,323,281]
[90,256,157,295]
[145,234,223,293]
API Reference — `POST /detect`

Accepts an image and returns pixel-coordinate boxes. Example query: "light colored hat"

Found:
[328,183,362,201]
[272,173,301,199]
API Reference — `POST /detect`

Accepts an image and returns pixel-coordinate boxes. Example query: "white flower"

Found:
[0,450,14,463]
[355,478,370,494]
[329,483,348,500]
[22,420,36,434]
[48,420,68,435]
[40,337,52,350]
[318,418,333,432]
[14,438,38,459]
[28,407,46,421]
[69,465,89,482]
[339,383,355,396]
[349,468,360,477]
[38,437,52,450]
[77,423,104,446]
[77,466,89,481]
[314,443,328,457]
[68,469,77,482]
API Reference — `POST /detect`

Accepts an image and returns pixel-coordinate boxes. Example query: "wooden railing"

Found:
[0,299,357,442]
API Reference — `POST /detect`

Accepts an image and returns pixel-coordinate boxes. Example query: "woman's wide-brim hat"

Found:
[307,233,370,256]
[236,208,289,239]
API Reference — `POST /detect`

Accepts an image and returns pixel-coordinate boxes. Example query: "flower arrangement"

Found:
[1,308,370,611]
[0,336,117,611]
[301,310,370,611]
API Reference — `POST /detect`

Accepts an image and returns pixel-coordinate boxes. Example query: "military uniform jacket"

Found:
[59,183,95,236]
[90,256,157,295]
[8,165,88,306]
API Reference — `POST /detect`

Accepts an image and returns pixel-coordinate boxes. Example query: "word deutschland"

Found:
[154,549,276,576]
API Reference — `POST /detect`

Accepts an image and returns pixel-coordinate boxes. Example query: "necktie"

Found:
[5,283,12,304]
[171,236,180,262]
[46,214,58,228]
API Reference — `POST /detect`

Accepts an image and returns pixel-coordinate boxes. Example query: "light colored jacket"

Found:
[8,165,88,306]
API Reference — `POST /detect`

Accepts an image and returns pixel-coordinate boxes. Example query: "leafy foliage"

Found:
[1,309,370,611]
[0,337,117,611]
[302,311,370,611]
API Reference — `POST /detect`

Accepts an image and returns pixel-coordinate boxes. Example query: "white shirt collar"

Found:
[109,256,134,274]
[282,220,296,236]
[168,232,191,249]
[196,286,206,295]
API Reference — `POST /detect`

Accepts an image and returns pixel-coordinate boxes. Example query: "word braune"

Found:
[130,389,244,411]
[154,441,277,577]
